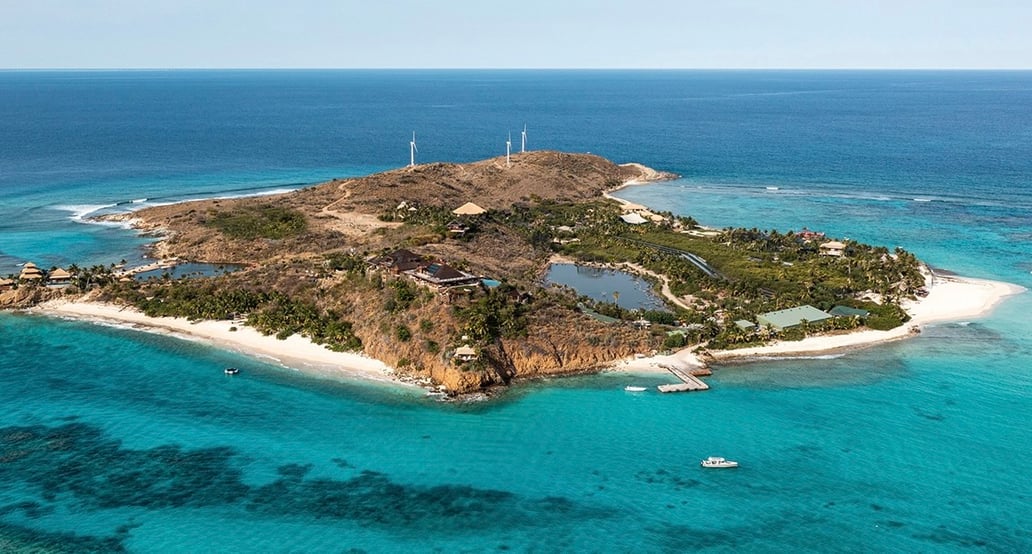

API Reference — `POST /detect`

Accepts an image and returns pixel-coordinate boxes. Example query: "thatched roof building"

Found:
[19,263,43,281]
[49,268,73,281]
[452,202,486,216]
[454,345,478,362]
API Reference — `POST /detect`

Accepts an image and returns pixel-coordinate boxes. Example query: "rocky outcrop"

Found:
[0,286,62,309]
[314,281,658,393]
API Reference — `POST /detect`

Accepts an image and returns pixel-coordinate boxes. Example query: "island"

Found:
[3,151,1023,394]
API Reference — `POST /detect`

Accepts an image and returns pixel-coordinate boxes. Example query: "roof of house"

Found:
[49,268,72,279]
[452,202,486,216]
[829,305,870,318]
[455,345,477,357]
[734,319,756,330]
[424,262,468,281]
[820,241,846,249]
[0,278,14,286]
[372,249,424,268]
[19,265,43,279]
[620,213,648,225]
[757,305,833,330]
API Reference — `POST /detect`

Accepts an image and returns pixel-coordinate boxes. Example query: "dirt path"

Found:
[619,262,693,311]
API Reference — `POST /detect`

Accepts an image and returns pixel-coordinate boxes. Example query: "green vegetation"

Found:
[385,279,419,312]
[456,284,528,343]
[206,204,307,240]
[863,302,911,331]
[462,197,924,346]
[114,280,361,352]
[325,252,367,273]
[663,333,688,349]
[132,284,265,321]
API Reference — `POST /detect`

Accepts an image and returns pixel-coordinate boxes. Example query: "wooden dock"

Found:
[657,364,710,393]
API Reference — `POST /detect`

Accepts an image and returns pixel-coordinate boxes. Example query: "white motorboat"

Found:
[224,367,240,376]
[700,456,739,468]
[624,386,647,392]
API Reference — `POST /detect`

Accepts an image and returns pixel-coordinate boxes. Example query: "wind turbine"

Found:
[520,124,527,153]
[506,132,512,167]
[409,131,418,167]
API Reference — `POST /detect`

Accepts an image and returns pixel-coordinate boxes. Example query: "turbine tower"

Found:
[521,124,527,153]
[409,131,418,167]
[506,132,512,167]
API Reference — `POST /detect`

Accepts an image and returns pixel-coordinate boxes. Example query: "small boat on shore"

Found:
[224,367,240,376]
[700,456,739,469]
[624,386,647,392]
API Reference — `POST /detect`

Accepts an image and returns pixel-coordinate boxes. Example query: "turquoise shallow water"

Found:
[2,311,1029,551]
[2,70,1031,551]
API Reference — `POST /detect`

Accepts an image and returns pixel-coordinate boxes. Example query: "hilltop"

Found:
[124,151,668,265]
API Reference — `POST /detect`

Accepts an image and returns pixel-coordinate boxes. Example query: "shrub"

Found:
[663,333,687,349]
[206,205,307,240]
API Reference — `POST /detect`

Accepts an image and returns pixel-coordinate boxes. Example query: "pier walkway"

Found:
[657,364,710,393]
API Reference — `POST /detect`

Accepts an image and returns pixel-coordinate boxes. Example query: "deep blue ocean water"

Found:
[1,70,1030,552]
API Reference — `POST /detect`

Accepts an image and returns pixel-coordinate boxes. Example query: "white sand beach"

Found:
[617,272,1025,372]
[34,299,411,388]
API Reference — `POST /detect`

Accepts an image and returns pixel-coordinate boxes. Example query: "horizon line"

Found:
[2,67,1032,72]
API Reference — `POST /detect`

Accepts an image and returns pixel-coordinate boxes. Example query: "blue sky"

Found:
[1,0,1029,69]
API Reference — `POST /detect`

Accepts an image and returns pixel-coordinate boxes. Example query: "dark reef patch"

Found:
[0,423,248,509]
[0,520,126,553]
[649,524,742,551]
[1,421,612,538]
[634,469,701,490]
[912,525,988,548]
[0,500,54,519]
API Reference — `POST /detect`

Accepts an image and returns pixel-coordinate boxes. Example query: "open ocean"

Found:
[1,70,1030,552]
